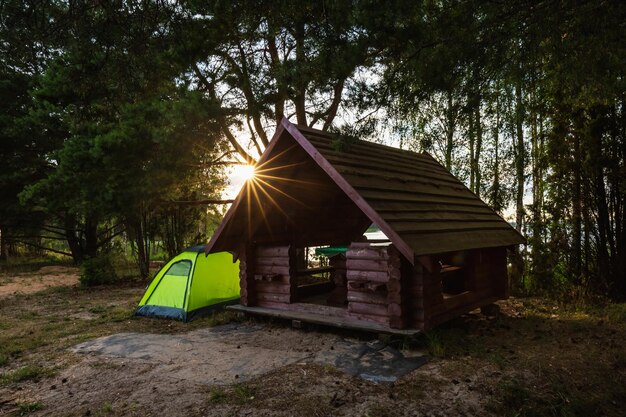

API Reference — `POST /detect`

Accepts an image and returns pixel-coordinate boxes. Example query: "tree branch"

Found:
[11,240,73,257]
[159,199,235,206]
[246,115,264,156]
[323,78,346,131]
[266,24,286,124]
[221,123,257,164]
[193,63,257,164]
[236,42,269,147]
[97,223,124,239]
[97,228,126,248]
[10,235,69,241]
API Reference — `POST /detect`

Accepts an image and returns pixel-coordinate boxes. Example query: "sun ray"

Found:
[253,177,308,206]
[253,180,293,222]
[254,143,299,170]
[255,173,318,185]
[248,178,273,233]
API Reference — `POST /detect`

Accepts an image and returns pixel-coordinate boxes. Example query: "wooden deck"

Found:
[227,304,421,336]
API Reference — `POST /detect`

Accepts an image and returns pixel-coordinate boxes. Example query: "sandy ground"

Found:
[4,323,435,417]
[70,324,427,385]
[1,266,624,416]
[0,266,79,298]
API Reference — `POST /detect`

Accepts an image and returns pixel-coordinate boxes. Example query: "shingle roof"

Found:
[206,118,525,262]
[293,124,525,256]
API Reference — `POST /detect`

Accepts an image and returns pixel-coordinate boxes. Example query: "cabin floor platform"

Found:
[227,304,421,336]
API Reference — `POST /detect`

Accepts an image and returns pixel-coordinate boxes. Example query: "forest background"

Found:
[1,0,624,300]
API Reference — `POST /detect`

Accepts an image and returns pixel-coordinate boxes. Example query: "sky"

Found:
[222,164,254,200]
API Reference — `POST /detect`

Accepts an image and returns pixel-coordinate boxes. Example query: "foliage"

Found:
[79,255,118,287]
[0,1,625,298]
[8,2,227,276]
[380,0,626,300]
[175,0,381,162]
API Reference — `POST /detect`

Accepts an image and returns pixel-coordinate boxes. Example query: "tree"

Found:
[376,0,626,298]
[0,0,65,259]
[20,2,227,277]
[173,0,380,162]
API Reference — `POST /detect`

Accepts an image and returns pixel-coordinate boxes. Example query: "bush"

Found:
[79,255,118,286]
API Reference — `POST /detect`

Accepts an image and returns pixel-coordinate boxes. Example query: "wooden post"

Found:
[387,246,405,329]
[239,245,256,306]
[326,254,347,307]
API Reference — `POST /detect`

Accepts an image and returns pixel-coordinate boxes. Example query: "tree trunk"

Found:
[84,215,98,259]
[0,225,8,261]
[590,107,611,292]
[515,82,525,234]
[64,215,84,264]
[294,21,307,126]
[571,129,582,284]
[511,82,526,289]
[618,99,626,299]
[474,105,483,197]
[491,99,501,212]
[469,106,475,193]
[128,211,150,280]
[445,91,455,170]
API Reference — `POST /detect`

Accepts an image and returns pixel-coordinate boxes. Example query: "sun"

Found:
[234,163,256,182]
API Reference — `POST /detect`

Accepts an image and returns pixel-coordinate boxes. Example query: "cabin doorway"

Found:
[294,246,348,308]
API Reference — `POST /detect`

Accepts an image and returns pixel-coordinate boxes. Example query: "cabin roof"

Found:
[206,118,525,262]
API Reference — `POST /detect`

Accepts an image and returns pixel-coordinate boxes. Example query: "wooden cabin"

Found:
[205,118,525,333]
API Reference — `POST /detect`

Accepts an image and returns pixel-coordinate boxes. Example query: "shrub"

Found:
[79,255,118,286]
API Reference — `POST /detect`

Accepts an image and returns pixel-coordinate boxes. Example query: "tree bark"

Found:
[511,81,526,289]
[571,127,582,283]
[444,91,455,170]
[469,106,475,192]
[515,82,525,233]
[0,225,8,261]
[84,215,98,259]
[491,112,501,212]
[294,21,308,125]
[128,216,150,280]
[64,215,84,264]
[474,104,482,197]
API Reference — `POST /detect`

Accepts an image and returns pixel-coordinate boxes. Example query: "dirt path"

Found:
[11,324,441,417]
[0,266,79,298]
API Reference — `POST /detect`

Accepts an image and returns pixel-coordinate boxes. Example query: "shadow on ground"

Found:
[72,323,428,384]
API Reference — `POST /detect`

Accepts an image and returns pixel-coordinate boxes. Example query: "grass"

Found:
[14,401,43,416]
[0,263,242,381]
[1,259,626,416]
[0,256,70,274]
[99,402,114,414]
[208,387,228,404]
[604,302,626,323]
[207,383,256,405]
[0,365,54,386]
[488,375,616,417]
[232,383,255,403]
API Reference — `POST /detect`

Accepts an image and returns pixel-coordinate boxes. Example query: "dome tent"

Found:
[135,246,240,321]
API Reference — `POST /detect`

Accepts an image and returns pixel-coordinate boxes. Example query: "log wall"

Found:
[239,242,509,331]
[346,243,400,327]
[239,246,255,306]
[251,245,295,308]
[423,247,509,329]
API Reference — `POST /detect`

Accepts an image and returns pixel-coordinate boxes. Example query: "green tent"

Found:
[135,246,240,321]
